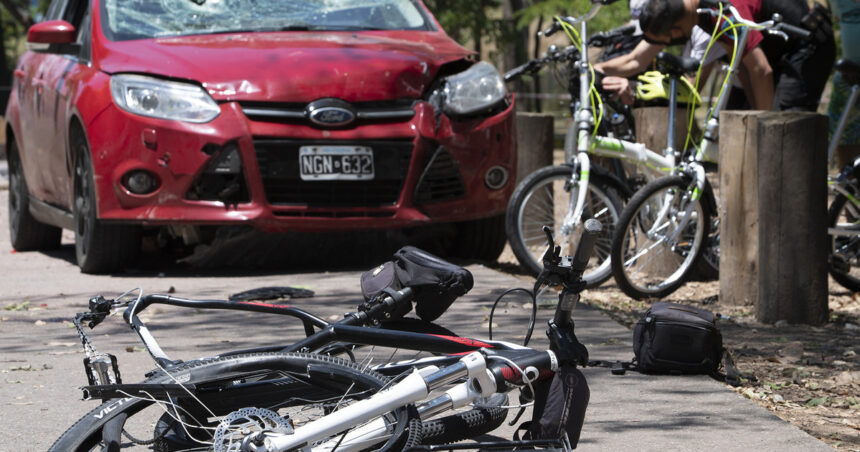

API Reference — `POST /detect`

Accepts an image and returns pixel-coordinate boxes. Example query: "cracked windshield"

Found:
[101,0,431,40]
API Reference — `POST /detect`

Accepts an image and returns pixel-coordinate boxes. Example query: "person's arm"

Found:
[593,40,664,77]
[737,45,773,110]
[601,76,636,105]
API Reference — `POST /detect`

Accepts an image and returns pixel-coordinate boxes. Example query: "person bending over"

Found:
[599,0,834,111]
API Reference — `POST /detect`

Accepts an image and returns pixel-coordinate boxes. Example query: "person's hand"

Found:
[601,76,635,105]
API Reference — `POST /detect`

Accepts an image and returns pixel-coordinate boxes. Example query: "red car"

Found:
[6,0,516,273]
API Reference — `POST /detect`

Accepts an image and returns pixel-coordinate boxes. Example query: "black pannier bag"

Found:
[527,364,590,448]
[360,246,473,322]
[633,302,722,374]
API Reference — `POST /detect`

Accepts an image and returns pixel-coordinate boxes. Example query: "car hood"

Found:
[97,31,473,102]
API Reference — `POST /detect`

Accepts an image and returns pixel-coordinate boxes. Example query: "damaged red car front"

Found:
[5,0,516,273]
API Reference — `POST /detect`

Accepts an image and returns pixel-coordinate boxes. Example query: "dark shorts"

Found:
[772,37,837,112]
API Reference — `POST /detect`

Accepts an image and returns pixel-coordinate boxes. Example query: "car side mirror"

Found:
[27,20,80,55]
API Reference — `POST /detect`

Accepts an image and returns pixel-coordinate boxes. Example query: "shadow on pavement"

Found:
[36,227,501,278]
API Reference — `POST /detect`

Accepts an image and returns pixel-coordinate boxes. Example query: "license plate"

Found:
[299,146,374,181]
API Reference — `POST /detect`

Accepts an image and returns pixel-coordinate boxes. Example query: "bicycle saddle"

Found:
[656,52,701,76]
[836,59,860,86]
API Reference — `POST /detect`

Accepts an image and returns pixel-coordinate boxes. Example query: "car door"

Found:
[11,1,68,201]
[36,0,91,208]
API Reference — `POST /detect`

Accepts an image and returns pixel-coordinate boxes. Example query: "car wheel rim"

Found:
[75,155,92,257]
[8,154,21,231]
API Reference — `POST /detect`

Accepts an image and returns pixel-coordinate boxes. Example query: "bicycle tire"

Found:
[689,185,720,282]
[506,165,622,287]
[49,352,419,452]
[610,175,711,299]
[828,194,860,292]
[420,393,509,445]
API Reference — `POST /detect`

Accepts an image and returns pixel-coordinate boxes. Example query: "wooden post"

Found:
[633,106,696,154]
[719,111,759,307]
[515,112,553,183]
[719,111,828,325]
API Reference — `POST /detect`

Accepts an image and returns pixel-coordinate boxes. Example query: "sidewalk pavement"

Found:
[0,208,833,450]
[467,266,832,452]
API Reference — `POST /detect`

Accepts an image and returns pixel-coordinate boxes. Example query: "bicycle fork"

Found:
[263,352,500,452]
[561,148,591,238]
[632,165,706,261]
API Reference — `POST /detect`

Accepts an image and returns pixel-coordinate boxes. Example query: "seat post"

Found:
[667,76,678,157]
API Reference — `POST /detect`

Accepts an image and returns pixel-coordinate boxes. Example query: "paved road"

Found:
[0,188,833,451]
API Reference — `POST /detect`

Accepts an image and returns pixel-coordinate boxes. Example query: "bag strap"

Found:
[712,348,757,387]
[586,359,637,375]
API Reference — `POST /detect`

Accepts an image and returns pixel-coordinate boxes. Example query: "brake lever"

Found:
[765,29,789,41]
[534,226,563,293]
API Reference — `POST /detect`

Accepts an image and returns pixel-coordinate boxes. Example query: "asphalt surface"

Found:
[0,185,833,451]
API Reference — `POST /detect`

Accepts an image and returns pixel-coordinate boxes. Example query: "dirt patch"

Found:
[494,246,860,451]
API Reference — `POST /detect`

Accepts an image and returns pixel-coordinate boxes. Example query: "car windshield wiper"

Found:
[205,24,390,35]
[280,24,390,32]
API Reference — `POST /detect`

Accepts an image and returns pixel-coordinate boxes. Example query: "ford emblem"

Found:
[306,99,357,127]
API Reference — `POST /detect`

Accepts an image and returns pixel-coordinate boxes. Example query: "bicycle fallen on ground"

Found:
[52,222,604,451]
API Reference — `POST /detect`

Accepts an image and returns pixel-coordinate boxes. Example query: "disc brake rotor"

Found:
[213,407,293,452]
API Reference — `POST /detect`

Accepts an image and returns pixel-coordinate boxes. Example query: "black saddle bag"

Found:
[633,302,722,374]
[360,246,473,322]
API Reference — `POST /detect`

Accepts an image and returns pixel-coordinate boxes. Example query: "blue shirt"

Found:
[830,0,860,61]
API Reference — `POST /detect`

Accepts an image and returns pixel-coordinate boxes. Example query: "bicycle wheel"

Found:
[506,165,622,287]
[828,194,860,292]
[610,175,711,299]
[49,353,420,452]
[690,189,720,282]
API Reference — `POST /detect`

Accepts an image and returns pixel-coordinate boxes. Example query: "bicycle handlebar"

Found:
[697,5,811,42]
[504,59,542,82]
[587,24,636,47]
[539,21,562,37]
[774,21,811,40]
[571,219,602,275]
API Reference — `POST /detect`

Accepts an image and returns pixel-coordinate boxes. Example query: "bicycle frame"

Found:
[555,2,686,238]
[78,291,531,396]
[267,351,528,451]
[71,221,601,452]
[650,4,759,243]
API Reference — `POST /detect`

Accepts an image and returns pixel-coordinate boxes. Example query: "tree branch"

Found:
[0,0,34,29]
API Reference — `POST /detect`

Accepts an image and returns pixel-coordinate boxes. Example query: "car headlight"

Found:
[441,61,506,116]
[110,74,220,123]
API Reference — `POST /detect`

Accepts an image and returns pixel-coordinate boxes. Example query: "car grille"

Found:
[413,146,466,204]
[239,99,416,125]
[254,139,413,207]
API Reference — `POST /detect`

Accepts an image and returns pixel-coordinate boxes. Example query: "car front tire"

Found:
[73,138,141,274]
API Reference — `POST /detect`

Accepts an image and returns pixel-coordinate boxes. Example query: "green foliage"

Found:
[806,396,828,407]
[422,0,631,67]
[517,0,631,33]
[423,0,503,47]
[2,0,51,74]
